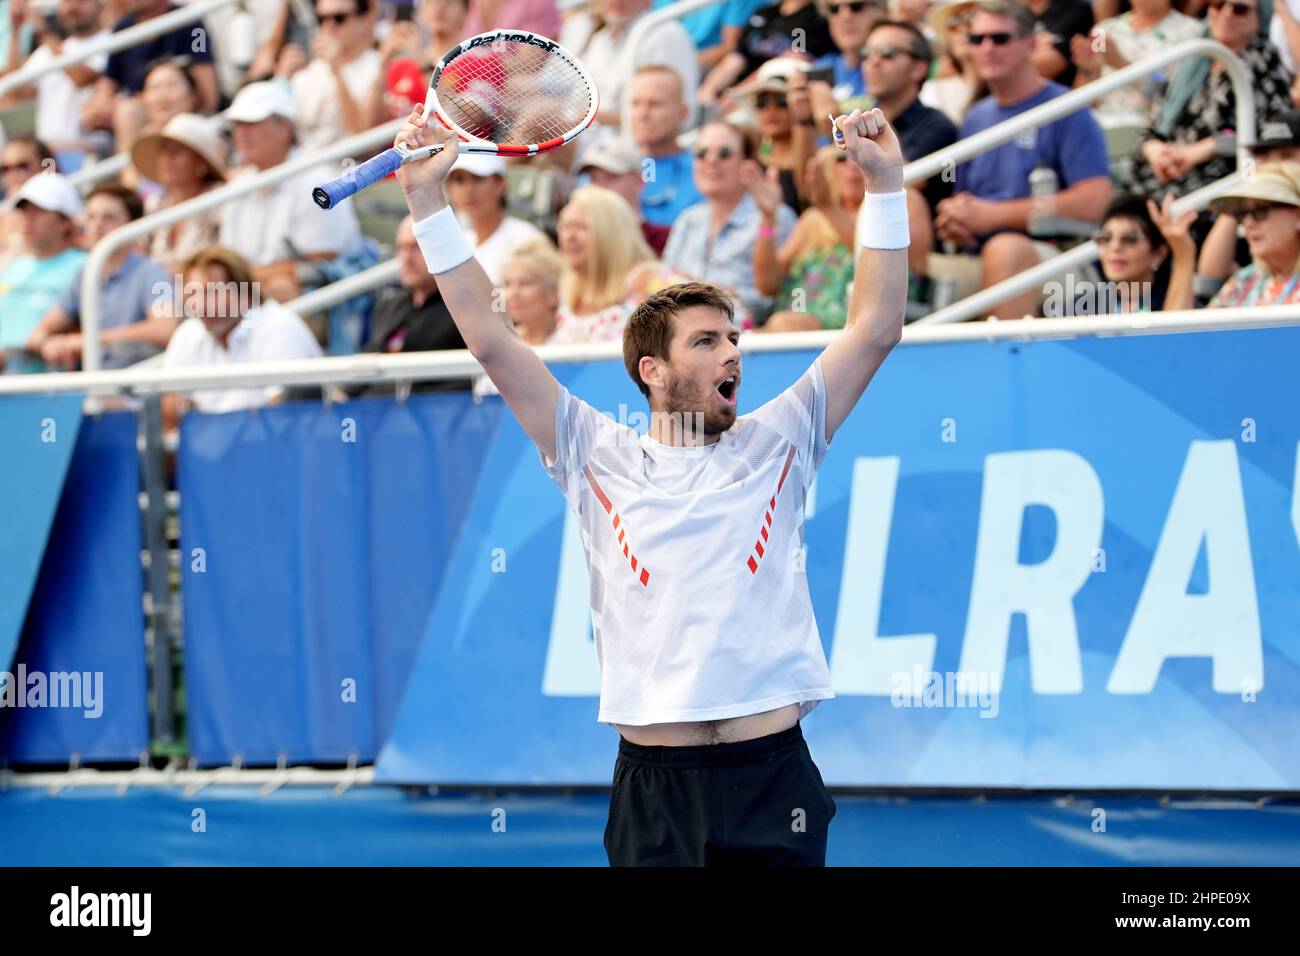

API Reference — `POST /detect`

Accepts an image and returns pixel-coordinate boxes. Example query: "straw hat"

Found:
[1208,161,1300,215]
[131,113,228,184]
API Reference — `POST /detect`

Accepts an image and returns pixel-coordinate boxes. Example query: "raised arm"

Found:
[394,109,560,462]
[819,108,907,441]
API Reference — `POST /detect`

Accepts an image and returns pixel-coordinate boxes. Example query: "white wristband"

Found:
[858,190,910,250]
[412,205,475,275]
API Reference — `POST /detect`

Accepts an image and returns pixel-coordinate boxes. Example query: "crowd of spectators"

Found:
[2,0,1300,416]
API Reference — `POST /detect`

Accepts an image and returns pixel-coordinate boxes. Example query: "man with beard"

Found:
[393,100,908,866]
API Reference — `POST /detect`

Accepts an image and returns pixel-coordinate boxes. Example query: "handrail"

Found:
[68,152,129,191]
[620,0,725,135]
[3,305,1299,398]
[77,117,405,372]
[285,260,399,317]
[912,171,1244,324]
[884,37,1254,324]
[0,0,237,101]
[902,39,1254,186]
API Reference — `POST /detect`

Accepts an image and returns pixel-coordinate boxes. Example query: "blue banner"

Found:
[377,327,1300,789]
[0,394,82,674]
[0,411,149,763]
[178,393,502,765]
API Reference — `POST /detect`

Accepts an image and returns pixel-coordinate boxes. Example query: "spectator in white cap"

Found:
[0,172,87,374]
[445,152,543,288]
[578,137,672,255]
[219,80,363,304]
[131,112,227,273]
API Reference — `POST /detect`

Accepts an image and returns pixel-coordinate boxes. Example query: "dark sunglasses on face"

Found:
[694,146,735,161]
[755,93,788,109]
[864,44,917,62]
[1209,0,1256,14]
[317,10,357,25]
[829,0,879,13]
[1239,202,1285,223]
[968,31,1022,46]
[1,162,35,174]
[1091,230,1145,248]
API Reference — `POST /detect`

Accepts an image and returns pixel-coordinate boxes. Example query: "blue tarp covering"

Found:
[0,410,147,763]
[177,394,502,765]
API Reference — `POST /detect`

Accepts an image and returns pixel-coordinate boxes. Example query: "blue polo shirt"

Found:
[640,150,703,227]
[58,250,174,369]
[0,247,86,373]
[956,82,1110,203]
[652,0,764,49]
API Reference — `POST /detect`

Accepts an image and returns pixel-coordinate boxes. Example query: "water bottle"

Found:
[1027,163,1059,238]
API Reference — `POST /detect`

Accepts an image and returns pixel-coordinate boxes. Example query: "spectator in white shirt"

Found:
[291,0,382,151]
[445,153,543,288]
[161,246,323,428]
[560,0,699,125]
[0,0,107,172]
[219,81,363,305]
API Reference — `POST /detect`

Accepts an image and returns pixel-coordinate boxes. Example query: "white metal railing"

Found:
[68,152,129,192]
[891,38,1254,324]
[2,307,1299,399]
[0,0,237,101]
[285,260,399,318]
[76,118,405,372]
[621,0,723,135]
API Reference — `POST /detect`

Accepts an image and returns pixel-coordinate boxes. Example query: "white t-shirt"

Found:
[559,11,698,118]
[161,300,323,413]
[542,357,837,725]
[28,35,109,145]
[292,49,382,152]
[464,215,544,288]
[219,153,362,265]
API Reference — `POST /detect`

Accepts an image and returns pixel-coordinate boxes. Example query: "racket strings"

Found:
[437,40,593,147]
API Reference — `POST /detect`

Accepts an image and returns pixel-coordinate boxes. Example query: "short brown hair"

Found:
[180,245,255,288]
[623,282,736,399]
[87,181,145,221]
[971,1,1037,37]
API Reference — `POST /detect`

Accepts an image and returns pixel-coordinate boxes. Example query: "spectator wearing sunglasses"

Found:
[1022,0,1094,87]
[933,1,1111,321]
[630,65,703,227]
[662,120,797,318]
[732,60,814,212]
[1131,0,1294,234]
[805,0,884,125]
[1070,0,1205,125]
[1193,162,1300,307]
[1196,111,1300,293]
[1046,193,1190,314]
[292,0,382,152]
[922,2,988,126]
[863,18,957,274]
[698,0,835,108]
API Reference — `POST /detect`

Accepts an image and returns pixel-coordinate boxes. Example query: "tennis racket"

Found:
[312,29,598,209]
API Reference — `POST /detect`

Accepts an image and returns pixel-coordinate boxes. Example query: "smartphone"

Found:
[804,66,835,87]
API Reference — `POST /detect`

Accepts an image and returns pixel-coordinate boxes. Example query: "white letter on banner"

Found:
[1108,440,1262,694]
[829,457,938,693]
[542,509,601,695]
[958,450,1102,694]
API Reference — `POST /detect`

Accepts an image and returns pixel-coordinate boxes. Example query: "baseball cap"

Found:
[1252,112,1300,152]
[13,172,83,218]
[225,81,297,124]
[450,153,507,177]
[579,137,640,177]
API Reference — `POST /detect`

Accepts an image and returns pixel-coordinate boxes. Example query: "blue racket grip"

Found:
[312,148,404,209]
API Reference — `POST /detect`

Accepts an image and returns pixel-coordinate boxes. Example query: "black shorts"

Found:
[603,722,837,867]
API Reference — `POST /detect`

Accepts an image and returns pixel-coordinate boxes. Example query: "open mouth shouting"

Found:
[716,373,739,406]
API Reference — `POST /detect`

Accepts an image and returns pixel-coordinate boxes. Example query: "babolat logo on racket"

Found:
[467,32,556,52]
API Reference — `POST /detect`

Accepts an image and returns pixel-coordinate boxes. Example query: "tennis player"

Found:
[394,104,907,866]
